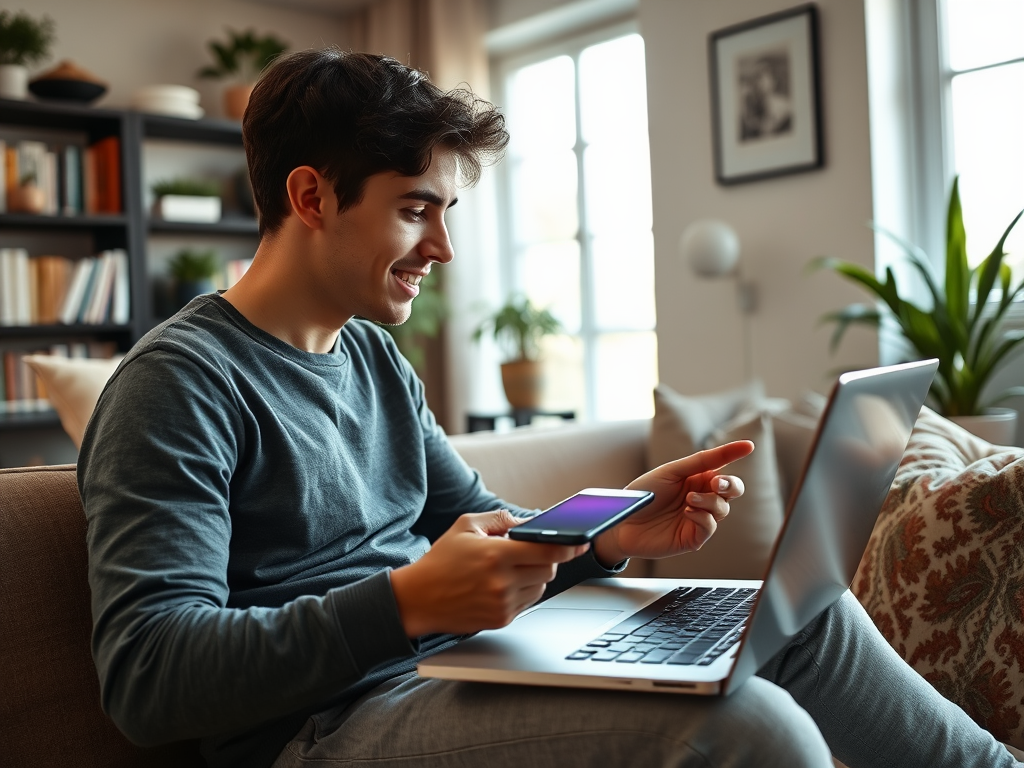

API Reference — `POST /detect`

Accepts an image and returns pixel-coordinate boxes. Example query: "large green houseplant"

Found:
[473,295,562,409]
[813,177,1024,418]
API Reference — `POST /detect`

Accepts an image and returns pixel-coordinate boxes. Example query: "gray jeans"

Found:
[272,592,1020,768]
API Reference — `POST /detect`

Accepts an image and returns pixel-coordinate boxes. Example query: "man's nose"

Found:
[423,222,455,264]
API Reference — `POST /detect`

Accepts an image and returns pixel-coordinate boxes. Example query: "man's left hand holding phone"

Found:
[390,440,753,640]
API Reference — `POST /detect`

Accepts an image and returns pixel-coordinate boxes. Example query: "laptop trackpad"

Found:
[510,608,623,639]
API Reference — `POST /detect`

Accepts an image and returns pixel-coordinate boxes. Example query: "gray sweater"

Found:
[78,295,613,768]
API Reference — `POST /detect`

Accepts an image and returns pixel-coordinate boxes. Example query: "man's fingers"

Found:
[465,509,523,536]
[682,441,754,475]
[502,538,588,565]
[712,474,745,499]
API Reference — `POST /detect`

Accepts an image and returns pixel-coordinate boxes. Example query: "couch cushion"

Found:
[852,408,1024,749]
[0,465,203,767]
[449,419,649,511]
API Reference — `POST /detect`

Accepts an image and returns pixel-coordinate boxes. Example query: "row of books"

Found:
[1,342,117,414]
[0,248,130,327]
[0,136,121,215]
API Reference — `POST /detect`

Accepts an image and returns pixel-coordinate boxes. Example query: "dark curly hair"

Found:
[243,48,509,238]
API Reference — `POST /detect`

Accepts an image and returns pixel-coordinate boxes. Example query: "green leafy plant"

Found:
[152,178,221,198]
[0,11,56,67]
[168,249,219,282]
[197,28,288,84]
[812,176,1024,417]
[472,294,562,362]
[381,270,448,373]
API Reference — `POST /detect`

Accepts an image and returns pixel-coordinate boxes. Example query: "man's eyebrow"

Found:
[399,189,458,209]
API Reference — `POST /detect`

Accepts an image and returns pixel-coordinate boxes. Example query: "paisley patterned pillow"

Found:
[853,407,1024,749]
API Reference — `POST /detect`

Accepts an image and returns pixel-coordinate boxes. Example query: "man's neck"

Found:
[221,235,345,354]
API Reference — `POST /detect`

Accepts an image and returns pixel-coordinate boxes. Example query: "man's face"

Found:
[314,149,458,327]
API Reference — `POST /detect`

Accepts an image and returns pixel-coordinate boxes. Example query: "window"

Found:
[495,27,657,421]
[940,0,1024,271]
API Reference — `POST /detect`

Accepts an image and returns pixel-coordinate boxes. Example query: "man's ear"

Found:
[285,166,332,230]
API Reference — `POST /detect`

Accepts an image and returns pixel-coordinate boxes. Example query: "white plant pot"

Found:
[155,195,221,223]
[949,407,1018,446]
[0,64,29,100]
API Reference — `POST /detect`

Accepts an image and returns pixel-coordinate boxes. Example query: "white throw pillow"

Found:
[647,379,766,469]
[646,381,787,580]
[23,355,122,448]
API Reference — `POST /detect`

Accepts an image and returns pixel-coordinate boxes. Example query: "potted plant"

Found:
[152,178,222,223]
[197,28,288,120]
[168,248,219,309]
[473,294,562,409]
[0,10,56,99]
[813,176,1024,441]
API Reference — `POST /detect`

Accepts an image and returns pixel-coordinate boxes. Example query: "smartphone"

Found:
[508,488,655,545]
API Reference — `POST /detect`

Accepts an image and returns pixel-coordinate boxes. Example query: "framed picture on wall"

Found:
[708,4,823,185]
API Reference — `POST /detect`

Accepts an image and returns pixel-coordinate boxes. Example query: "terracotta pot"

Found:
[949,407,1018,446]
[500,359,545,410]
[8,184,46,214]
[223,83,254,120]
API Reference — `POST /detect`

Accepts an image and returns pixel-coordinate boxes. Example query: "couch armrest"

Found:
[449,419,649,511]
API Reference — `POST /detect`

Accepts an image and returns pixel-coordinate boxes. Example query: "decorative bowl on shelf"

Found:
[28,60,107,103]
[131,84,203,119]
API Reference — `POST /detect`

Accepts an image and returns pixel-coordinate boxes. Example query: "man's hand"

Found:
[592,441,754,567]
[390,510,588,638]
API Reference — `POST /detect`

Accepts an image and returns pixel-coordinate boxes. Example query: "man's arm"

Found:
[80,350,417,746]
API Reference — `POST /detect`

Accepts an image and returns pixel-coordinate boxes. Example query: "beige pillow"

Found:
[647,379,765,469]
[23,355,122,448]
[648,406,786,580]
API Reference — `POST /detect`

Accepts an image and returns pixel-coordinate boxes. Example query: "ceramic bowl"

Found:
[29,77,107,103]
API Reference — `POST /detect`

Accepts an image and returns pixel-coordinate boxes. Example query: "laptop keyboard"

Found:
[565,586,758,666]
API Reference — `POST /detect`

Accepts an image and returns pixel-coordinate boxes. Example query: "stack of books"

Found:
[0,136,121,215]
[0,247,130,326]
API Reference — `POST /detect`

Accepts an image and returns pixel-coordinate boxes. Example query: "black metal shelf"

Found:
[1,100,255,452]
[148,216,258,235]
[0,212,129,229]
[0,323,132,339]
[139,112,243,145]
[0,409,61,431]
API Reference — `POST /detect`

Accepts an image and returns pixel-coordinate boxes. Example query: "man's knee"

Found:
[710,677,832,767]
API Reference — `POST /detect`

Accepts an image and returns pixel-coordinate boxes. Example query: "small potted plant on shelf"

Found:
[152,178,222,223]
[0,10,56,100]
[473,294,563,410]
[197,28,288,120]
[813,176,1024,443]
[8,168,45,214]
[168,248,219,309]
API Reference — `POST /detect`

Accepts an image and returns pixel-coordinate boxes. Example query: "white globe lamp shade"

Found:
[679,220,740,277]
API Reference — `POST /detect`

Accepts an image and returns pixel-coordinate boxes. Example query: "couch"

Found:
[3,386,1022,765]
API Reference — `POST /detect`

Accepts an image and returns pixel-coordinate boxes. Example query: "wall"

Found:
[639,0,879,401]
[15,0,350,118]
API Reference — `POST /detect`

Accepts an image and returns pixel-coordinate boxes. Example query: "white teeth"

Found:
[395,270,423,286]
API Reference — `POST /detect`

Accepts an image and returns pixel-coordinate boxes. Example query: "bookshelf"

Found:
[0,98,258,466]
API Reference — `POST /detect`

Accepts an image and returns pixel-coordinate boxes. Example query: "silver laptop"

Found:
[418,359,938,696]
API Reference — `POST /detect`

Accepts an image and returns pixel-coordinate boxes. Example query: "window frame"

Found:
[491,19,655,421]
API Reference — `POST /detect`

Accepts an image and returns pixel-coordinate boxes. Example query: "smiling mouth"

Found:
[393,269,424,287]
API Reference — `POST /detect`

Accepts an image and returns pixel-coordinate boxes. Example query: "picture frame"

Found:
[708,4,823,185]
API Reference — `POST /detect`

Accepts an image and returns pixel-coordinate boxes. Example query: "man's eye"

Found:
[406,208,427,220]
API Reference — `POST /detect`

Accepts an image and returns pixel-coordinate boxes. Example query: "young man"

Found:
[78,49,1020,768]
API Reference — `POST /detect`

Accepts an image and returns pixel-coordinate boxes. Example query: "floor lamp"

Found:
[678,219,757,381]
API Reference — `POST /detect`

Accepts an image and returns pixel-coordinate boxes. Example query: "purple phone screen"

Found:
[520,494,641,533]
